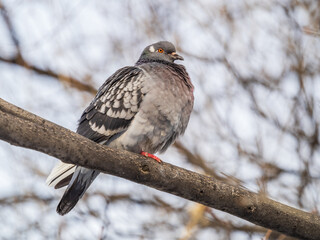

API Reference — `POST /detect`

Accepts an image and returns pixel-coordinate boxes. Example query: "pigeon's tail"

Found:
[46,161,76,189]
[56,167,100,215]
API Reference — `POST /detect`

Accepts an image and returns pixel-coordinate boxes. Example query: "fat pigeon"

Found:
[46,41,194,215]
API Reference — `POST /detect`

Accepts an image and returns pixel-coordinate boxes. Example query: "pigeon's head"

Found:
[138,41,184,63]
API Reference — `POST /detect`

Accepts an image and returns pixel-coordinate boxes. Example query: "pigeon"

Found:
[46,41,194,215]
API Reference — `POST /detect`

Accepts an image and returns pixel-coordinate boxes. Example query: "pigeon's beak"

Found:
[170,52,184,61]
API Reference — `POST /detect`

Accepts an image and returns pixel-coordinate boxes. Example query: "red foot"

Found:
[141,151,162,163]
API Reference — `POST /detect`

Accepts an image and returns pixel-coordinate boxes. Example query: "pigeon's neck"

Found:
[135,58,173,66]
[135,59,193,91]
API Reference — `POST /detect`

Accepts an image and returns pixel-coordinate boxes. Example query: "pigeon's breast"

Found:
[110,63,193,154]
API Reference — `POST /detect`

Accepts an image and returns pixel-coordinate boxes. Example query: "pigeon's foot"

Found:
[141,151,162,163]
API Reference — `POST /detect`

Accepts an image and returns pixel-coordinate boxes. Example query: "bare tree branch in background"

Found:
[0,3,97,95]
[0,55,97,94]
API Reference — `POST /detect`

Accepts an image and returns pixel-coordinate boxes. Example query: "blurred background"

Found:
[0,0,319,239]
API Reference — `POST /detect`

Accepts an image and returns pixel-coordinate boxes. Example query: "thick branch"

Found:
[0,98,319,240]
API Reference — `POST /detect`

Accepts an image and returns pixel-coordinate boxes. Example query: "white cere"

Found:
[149,45,155,52]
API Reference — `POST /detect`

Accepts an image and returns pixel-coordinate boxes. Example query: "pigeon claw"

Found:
[141,151,162,163]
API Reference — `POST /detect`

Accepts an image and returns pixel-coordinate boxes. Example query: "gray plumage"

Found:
[49,41,194,215]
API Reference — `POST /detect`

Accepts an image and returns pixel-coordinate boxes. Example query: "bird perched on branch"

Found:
[46,41,194,215]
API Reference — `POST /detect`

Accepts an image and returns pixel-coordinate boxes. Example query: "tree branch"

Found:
[0,98,319,240]
[0,3,96,95]
[0,56,97,94]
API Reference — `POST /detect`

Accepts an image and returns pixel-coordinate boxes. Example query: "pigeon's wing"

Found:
[46,66,146,188]
[77,66,145,143]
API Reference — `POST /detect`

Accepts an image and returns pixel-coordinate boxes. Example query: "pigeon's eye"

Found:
[158,48,164,53]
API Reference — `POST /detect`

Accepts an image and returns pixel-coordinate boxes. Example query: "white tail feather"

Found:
[46,161,76,187]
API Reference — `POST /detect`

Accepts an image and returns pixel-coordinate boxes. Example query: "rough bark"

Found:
[0,98,319,240]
